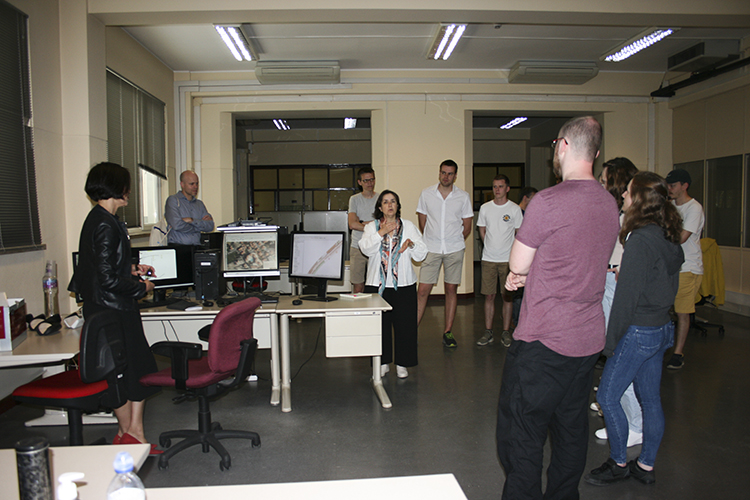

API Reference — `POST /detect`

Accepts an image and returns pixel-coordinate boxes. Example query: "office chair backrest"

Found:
[79,310,128,384]
[207,297,262,374]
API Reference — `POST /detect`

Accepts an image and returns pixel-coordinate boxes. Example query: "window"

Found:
[706,155,742,247]
[472,163,525,210]
[0,1,42,253]
[251,164,367,212]
[106,69,165,229]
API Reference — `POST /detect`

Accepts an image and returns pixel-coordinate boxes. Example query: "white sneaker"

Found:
[380,364,390,377]
[594,427,644,447]
[396,365,408,379]
[590,401,600,412]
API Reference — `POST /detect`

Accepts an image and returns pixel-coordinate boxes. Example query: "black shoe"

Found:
[584,458,630,486]
[666,353,684,370]
[628,461,655,484]
[442,331,457,348]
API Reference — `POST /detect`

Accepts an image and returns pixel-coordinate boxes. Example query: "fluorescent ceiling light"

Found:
[215,25,258,62]
[500,117,528,130]
[273,119,290,131]
[344,118,357,129]
[602,27,678,62]
[427,23,467,61]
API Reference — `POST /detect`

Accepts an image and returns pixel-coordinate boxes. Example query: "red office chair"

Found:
[13,310,128,445]
[140,297,262,471]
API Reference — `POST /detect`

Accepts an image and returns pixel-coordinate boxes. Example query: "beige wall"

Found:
[671,77,750,304]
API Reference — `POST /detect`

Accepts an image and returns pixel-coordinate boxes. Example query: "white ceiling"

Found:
[123,22,750,75]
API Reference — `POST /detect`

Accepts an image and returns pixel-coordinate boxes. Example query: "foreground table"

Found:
[146,473,467,499]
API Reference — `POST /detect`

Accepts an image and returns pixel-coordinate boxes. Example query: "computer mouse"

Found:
[203,301,213,307]
[292,299,303,306]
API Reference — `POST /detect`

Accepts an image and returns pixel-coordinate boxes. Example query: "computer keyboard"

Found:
[138,297,180,309]
[217,293,279,306]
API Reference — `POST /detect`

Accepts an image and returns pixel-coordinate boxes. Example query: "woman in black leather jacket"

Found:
[69,162,160,452]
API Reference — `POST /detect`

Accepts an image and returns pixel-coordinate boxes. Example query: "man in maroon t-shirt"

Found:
[496,116,620,500]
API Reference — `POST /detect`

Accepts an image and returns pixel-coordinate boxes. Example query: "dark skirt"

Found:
[83,303,160,403]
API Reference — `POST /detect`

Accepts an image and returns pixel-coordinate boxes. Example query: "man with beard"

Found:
[497,116,620,499]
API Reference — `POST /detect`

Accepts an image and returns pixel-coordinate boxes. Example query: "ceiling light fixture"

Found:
[215,25,258,62]
[500,117,528,130]
[273,119,290,131]
[344,118,357,130]
[602,27,679,62]
[427,23,467,61]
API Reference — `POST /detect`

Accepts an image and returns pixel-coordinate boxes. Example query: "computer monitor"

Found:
[288,231,346,302]
[222,227,280,279]
[135,246,194,303]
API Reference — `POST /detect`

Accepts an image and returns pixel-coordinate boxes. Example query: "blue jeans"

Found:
[597,322,674,467]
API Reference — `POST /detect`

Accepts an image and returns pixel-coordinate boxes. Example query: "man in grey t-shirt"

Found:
[348,167,378,293]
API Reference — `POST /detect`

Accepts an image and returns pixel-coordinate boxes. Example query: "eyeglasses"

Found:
[552,137,568,148]
[360,178,375,183]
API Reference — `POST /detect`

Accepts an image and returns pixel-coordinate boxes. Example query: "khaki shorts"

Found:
[349,246,368,285]
[481,261,512,298]
[419,250,465,285]
[674,272,703,314]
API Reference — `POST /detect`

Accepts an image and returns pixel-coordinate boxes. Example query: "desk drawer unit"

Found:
[324,310,381,358]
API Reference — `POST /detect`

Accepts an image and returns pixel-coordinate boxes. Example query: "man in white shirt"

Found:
[416,159,474,348]
[665,169,705,370]
[476,175,523,347]
[348,167,379,293]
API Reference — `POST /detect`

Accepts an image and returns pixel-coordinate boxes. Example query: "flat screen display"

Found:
[135,246,194,290]
[288,231,345,281]
[222,228,280,278]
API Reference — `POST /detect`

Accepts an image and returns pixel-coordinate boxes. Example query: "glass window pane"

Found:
[305,168,328,189]
[474,166,496,186]
[253,168,277,189]
[312,191,328,211]
[330,190,351,211]
[499,166,523,186]
[674,161,704,208]
[330,167,353,188]
[706,155,742,247]
[279,168,303,189]
[279,190,305,211]
[253,191,275,212]
[139,169,161,226]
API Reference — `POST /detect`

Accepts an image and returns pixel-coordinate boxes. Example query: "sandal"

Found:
[120,432,164,455]
[26,314,46,331]
[36,315,62,336]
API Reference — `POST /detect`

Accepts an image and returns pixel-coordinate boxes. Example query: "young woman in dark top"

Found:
[585,171,684,486]
[69,162,161,453]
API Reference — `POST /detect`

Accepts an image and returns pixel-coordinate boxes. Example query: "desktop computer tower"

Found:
[194,250,221,301]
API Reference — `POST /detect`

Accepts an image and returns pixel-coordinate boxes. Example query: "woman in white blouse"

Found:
[359,190,427,379]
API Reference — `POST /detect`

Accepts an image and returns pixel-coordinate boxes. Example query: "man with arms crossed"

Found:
[416,159,474,348]
[665,169,704,370]
[348,167,379,294]
[165,171,214,246]
[498,117,619,499]
[476,175,523,348]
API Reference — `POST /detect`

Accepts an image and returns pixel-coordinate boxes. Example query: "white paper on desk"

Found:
[185,305,203,311]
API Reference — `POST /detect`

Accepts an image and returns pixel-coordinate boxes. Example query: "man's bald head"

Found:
[180,170,200,200]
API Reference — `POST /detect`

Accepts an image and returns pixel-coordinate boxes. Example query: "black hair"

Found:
[519,186,538,201]
[493,174,510,185]
[373,190,401,220]
[85,162,131,201]
[356,166,375,191]
[440,159,458,173]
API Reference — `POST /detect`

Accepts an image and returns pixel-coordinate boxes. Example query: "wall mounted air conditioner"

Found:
[667,41,739,73]
[255,61,340,85]
[508,61,599,85]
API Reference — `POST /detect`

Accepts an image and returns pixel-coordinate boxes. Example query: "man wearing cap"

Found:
[665,169,704,370]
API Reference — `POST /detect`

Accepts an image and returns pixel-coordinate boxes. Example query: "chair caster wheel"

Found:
[252,437,261,448]
[220,458,231,471]
[158,458,169,470]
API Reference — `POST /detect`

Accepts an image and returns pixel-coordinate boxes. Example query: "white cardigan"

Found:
[359,219,428,288]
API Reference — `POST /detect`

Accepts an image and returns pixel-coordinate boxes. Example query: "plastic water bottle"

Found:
[106,452,146,500]
[42,260,59,318]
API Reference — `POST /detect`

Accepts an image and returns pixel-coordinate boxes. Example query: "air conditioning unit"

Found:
[255,61,340,85]
[667,41,739,73]
[508,61,599,85]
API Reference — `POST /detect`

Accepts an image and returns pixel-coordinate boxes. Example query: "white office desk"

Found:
[276,294,392,412]
[146,473,467,499]
[0,327,80,368]
[1,443,149,500]
[140,302,281,406]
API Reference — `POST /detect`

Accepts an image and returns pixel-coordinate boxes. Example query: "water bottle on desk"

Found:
[42,260,59,318]
[106,452,146,500]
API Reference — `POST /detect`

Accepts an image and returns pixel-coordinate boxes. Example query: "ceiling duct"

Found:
[508,61,599,85]
[667,40,740,73]
[255,61,340,85]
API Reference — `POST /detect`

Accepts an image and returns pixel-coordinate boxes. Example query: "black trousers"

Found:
[364,284,418,367]
[496,340,599,500]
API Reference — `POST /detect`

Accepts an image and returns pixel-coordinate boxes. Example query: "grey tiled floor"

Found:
[1,297,748,499]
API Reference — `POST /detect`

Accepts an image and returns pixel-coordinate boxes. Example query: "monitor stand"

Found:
[301,278,338,302]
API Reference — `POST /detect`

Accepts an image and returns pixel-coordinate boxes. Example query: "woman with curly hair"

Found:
[585,171,684,487]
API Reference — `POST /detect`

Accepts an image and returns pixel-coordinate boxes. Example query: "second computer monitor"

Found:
[222,227,280,279]
[288,231,346,302]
